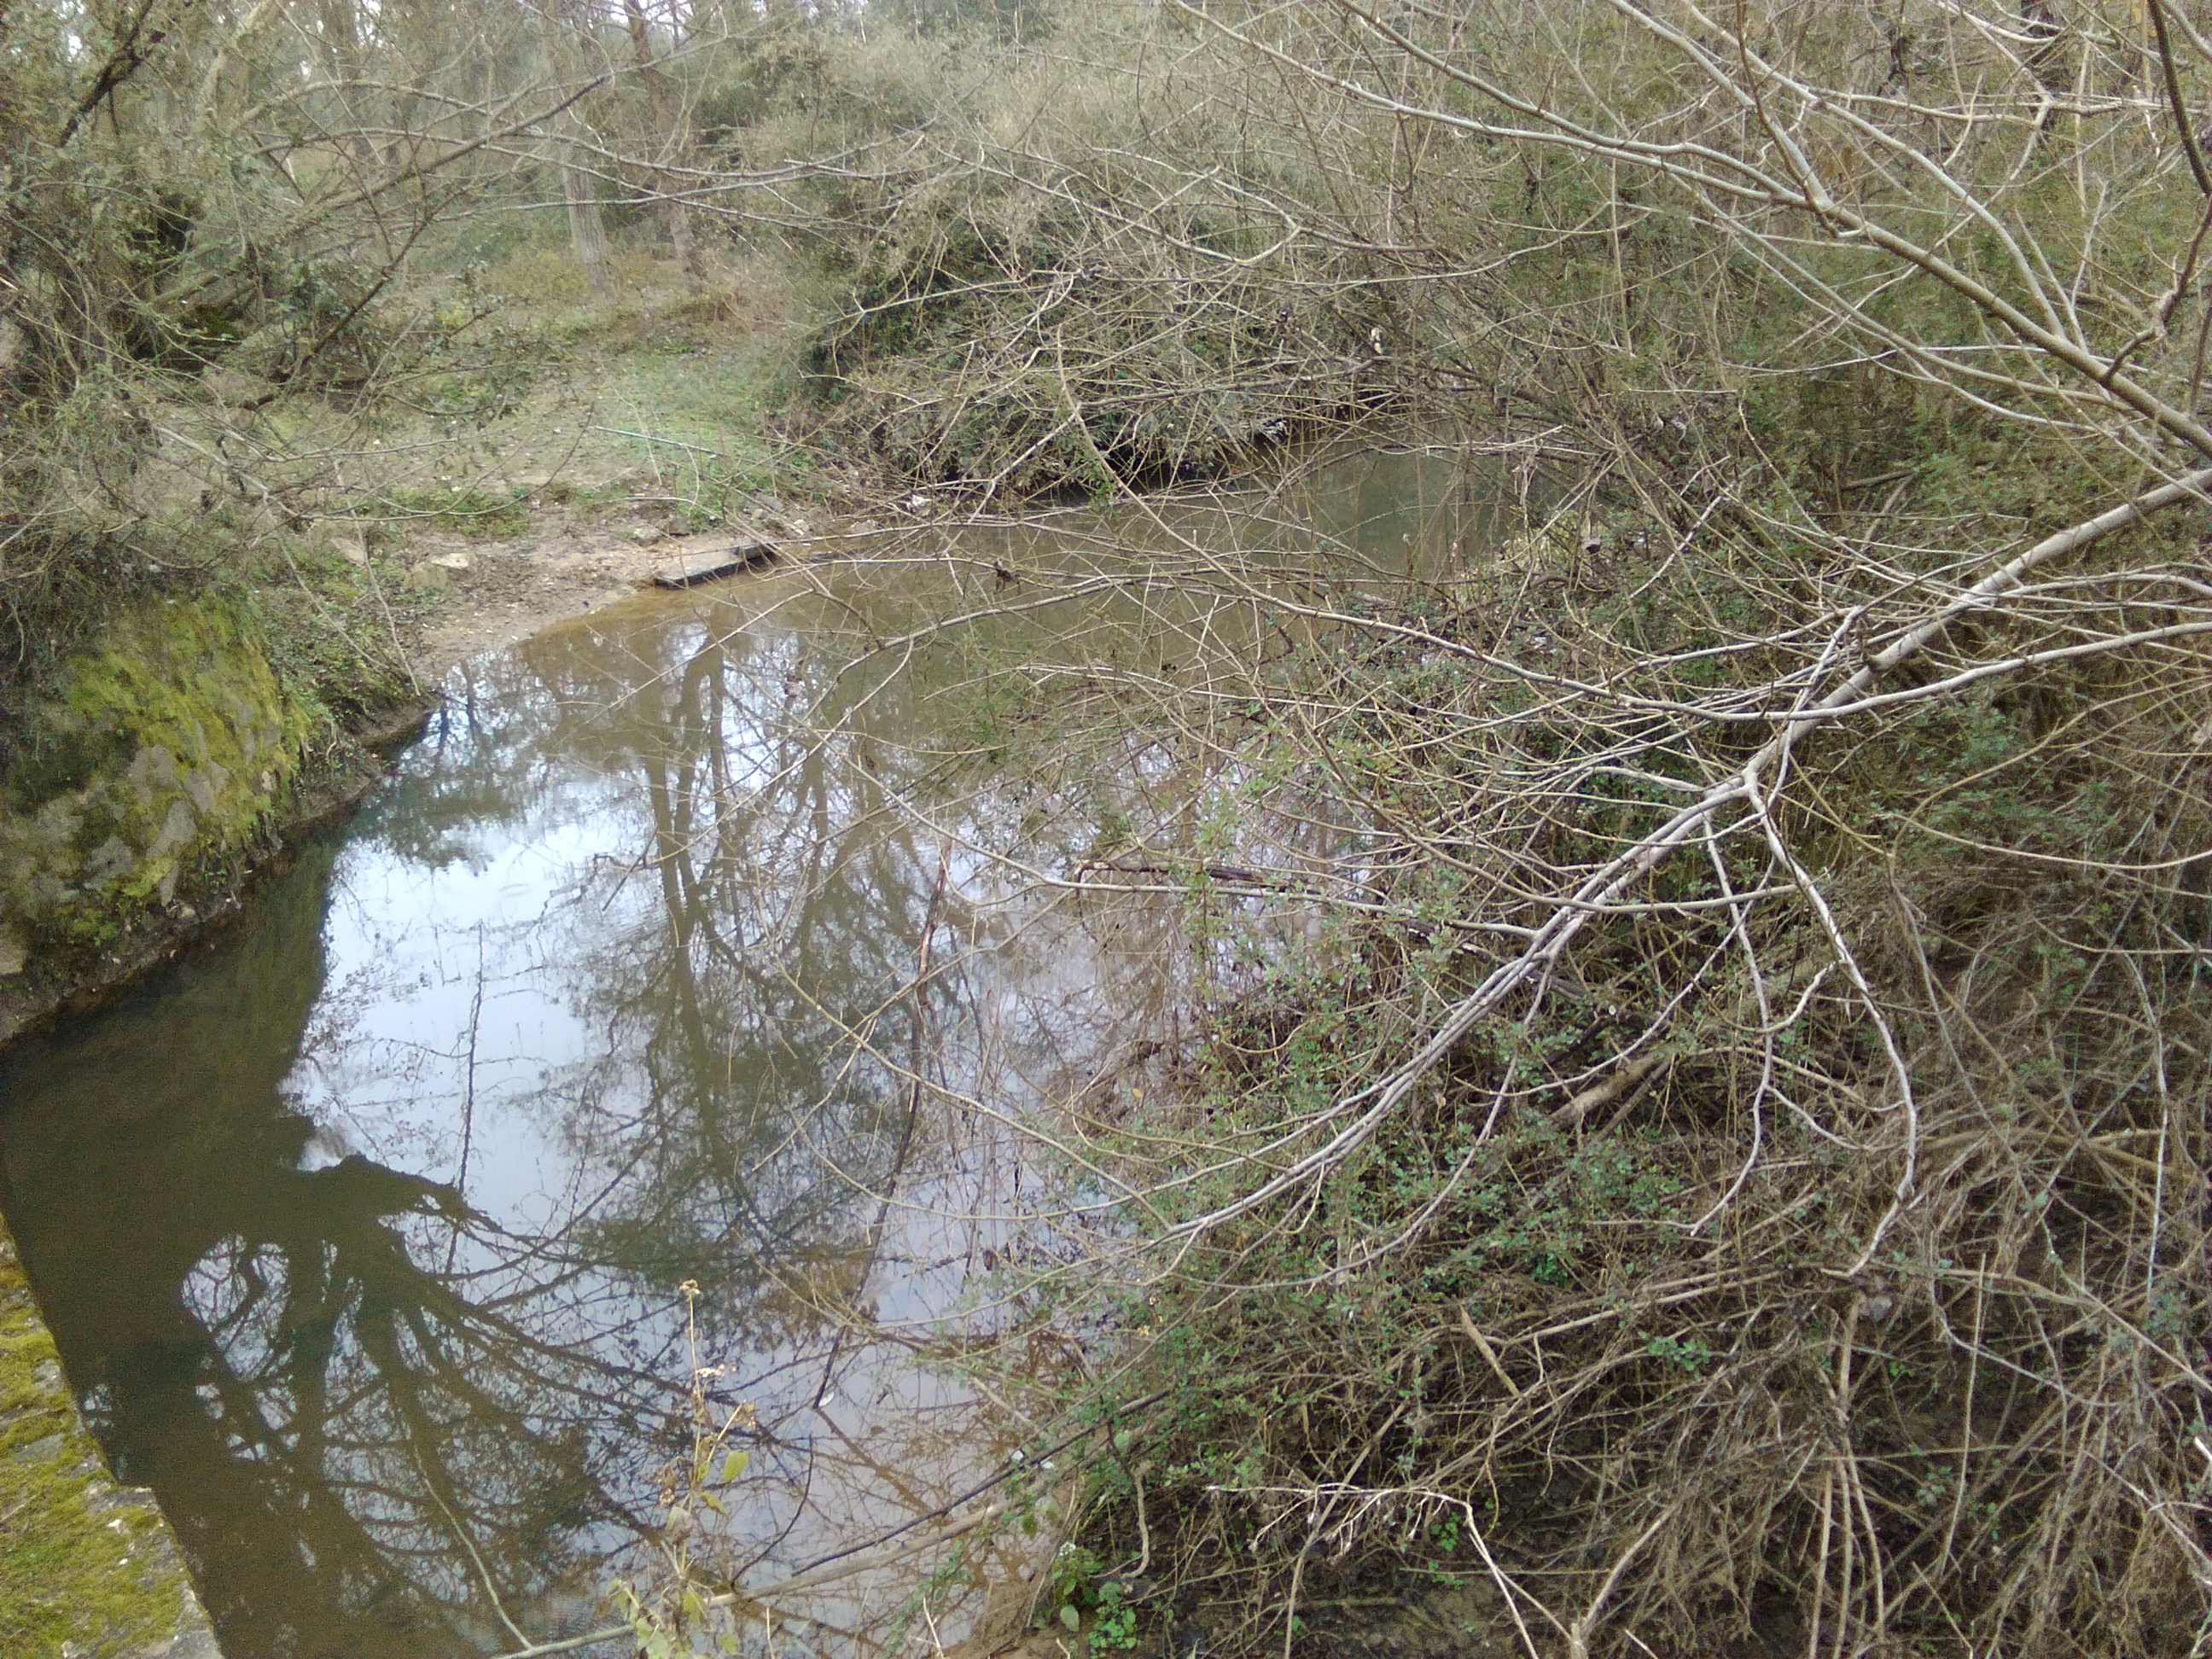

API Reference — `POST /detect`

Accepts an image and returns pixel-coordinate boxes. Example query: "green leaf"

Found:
[683,1589,707,1623]
[721,1449,750,1483]
[1059,1604,1083,1633]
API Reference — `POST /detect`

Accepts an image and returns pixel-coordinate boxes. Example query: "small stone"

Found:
[82,836,137,884]
[628,525,663,545]
[848,519,882,535]
[12,1432,65,1464]
[405,560,451,592]
[148,800,197,862]
[426,550,473,573]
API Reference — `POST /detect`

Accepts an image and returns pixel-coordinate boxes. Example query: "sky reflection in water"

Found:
[0,564,1176,1658]
[0,449,1495,1656]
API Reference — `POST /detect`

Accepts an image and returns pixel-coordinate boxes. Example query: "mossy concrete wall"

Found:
[0,1214,219,1657]
[0,594,310,1656]
[0,597,314,976]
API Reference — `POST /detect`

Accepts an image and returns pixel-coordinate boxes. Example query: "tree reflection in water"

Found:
[0,559,1187,1658]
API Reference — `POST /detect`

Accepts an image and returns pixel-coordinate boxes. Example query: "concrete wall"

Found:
[0,1215,220,1658]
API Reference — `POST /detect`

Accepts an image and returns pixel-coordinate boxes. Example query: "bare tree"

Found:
[622,0,701,277]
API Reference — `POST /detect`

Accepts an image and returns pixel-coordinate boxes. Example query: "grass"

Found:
[319,237,825,540]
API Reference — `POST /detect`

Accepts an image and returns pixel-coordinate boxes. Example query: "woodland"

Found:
[6,2,2212,1656]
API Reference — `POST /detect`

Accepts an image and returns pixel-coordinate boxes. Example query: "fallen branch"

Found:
[1163,464,2212,1241]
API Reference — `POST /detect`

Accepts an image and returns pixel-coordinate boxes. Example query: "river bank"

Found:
[0,485,925,1053]
[0,1211,220,1659]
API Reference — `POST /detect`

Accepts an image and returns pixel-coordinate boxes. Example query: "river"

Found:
[0,449,1497,1656]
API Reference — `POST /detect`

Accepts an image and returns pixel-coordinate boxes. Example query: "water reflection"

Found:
[0,443,1495,1656]
[0,563,1179,1657]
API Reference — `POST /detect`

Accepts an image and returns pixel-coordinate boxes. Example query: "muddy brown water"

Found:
[0,452,1501,1657]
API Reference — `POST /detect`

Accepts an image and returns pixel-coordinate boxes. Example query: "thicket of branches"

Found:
[0,0,841,736]
[0,0,538,734]
[879,4,2212,1657]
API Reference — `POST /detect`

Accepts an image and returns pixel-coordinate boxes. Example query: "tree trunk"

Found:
[621,0,700,281]
[564,151,614,301]
[316,0,377,161]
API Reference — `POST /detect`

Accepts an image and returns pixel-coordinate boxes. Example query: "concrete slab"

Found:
[650,533,777,588]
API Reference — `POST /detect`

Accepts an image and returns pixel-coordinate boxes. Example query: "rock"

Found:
[127,745,182,806]
[182,762,229,815]
[147,800,197,862]
[425,550,473,573]
[81,837,136,884]
[31,797,82,856]
[0,927,24,977]
[404,559,451,592]
[0,593,308,983]
[309,523,370,567]
[650,532,778,588]
[628,524,664,546]
[11,1431,64,1464]
[847,519,882,535]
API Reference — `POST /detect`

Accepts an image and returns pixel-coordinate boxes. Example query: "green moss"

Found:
[0,1219,204,1656]
[0,594,317,953]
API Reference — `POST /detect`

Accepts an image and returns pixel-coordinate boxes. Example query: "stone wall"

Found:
[0,597,314,976]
